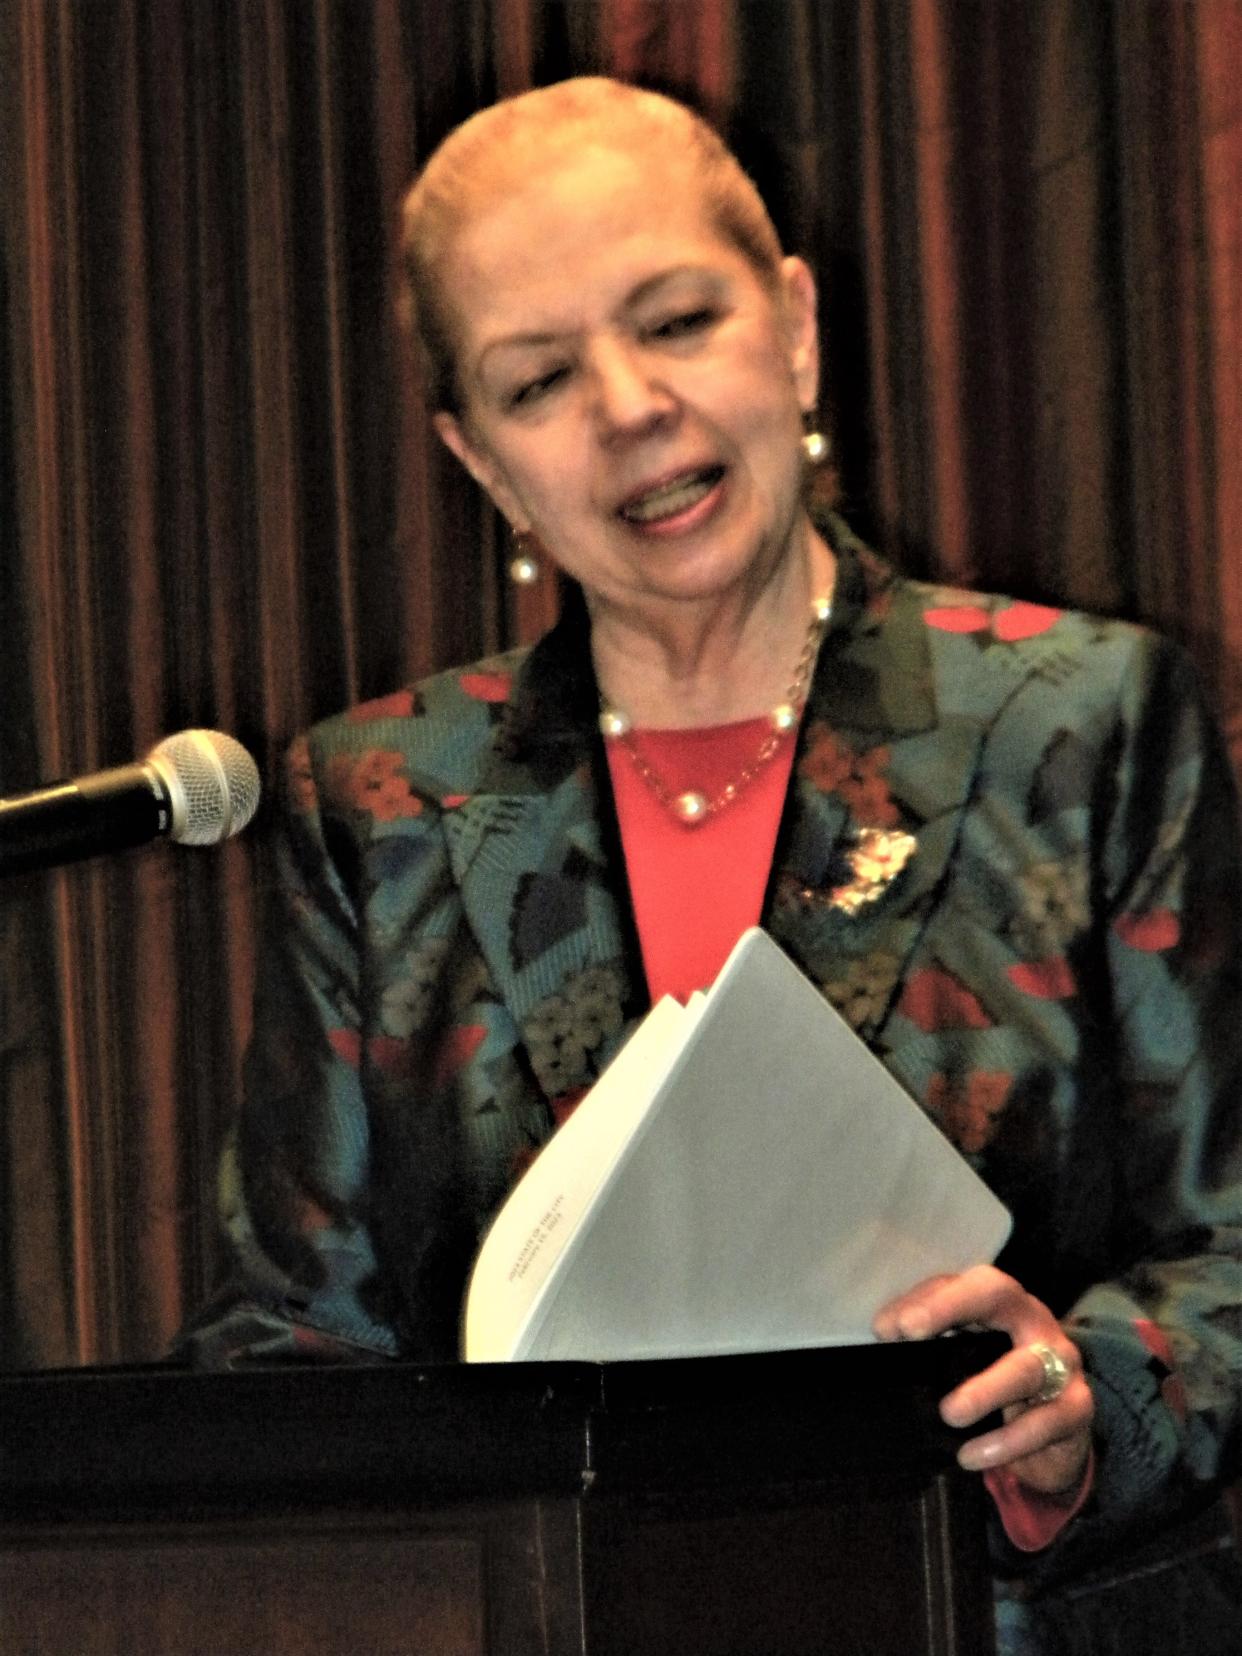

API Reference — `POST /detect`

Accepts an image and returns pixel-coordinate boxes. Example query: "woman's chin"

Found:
[615,543,787,615]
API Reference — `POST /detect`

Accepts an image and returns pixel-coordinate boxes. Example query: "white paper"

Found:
[464,929,1011,1362]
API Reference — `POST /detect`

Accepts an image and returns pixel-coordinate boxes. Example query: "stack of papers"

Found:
[464,928,1011,1362]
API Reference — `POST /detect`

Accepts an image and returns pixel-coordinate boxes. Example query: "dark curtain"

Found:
[1,0,1238,1369]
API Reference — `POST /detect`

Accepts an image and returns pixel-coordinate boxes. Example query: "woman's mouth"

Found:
[617,465,726,527]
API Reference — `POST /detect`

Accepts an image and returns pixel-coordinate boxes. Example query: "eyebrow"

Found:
[476,264,722,370]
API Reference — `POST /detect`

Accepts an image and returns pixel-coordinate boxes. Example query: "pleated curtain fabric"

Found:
[0,0,1238,1368]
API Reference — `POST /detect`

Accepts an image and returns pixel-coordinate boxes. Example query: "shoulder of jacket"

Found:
[904,577,1168,669]
[298,645,533,803]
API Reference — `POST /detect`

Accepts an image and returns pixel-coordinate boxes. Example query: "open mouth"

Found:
[617,465,726,525]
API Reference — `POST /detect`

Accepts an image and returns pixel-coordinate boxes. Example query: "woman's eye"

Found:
[510,366,568,408]
[650,308,716,341]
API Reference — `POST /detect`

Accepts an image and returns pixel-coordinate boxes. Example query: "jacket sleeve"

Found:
[179,727,452,1368]
[1012,633,1242,1581]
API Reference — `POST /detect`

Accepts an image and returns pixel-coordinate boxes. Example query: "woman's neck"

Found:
[588,523,836,729]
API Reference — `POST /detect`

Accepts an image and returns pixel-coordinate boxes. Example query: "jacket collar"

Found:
[767,526,980,1041]
[801,524,937,736]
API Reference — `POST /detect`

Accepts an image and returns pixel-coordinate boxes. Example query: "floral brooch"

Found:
[788,827,919,917]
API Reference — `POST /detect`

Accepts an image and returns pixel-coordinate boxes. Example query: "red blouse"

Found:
[604,716,794,1002]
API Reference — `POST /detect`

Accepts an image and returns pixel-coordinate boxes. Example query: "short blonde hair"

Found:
[400,77,786,412]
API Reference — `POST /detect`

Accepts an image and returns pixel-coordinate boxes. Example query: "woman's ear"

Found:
[433,411,528,531]
[779,256,821,413]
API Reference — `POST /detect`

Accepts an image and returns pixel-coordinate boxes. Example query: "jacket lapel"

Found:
[766,540,985,1045]
[443,610,642,1092]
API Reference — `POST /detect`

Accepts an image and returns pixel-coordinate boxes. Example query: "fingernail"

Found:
[959,1439,1002,1471]
[899,1309,931,1340]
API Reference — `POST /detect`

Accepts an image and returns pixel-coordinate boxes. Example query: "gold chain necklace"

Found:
[598,595,832,826]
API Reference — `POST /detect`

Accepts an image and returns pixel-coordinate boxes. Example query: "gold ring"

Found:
[1029,1341,1072,1404]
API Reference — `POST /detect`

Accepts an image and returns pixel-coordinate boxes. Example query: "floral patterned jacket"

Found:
[191,530,1241,1597]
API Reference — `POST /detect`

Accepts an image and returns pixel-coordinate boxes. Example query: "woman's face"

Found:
[434,146,820,620]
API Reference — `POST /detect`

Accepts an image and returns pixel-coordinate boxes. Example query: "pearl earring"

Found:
[802,427,830,466]
[508,529,542,586]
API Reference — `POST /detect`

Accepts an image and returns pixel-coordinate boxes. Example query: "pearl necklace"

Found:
[598,595,833,826]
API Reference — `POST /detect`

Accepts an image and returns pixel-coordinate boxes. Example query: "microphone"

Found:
[0,730,262,876]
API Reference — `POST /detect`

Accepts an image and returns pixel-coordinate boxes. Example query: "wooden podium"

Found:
[0,1340,999,1655]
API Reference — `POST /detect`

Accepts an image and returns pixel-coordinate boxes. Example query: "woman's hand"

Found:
[873,1265,1094,1497]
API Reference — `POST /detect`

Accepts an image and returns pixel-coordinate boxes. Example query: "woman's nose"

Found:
[587,339,675,437]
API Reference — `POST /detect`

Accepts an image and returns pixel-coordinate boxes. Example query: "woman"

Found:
[190,79,1242,1652]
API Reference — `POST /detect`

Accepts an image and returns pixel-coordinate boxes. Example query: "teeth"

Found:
[621,468,720,524]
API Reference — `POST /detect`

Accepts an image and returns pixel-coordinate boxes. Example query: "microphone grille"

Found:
[149,730,262,845]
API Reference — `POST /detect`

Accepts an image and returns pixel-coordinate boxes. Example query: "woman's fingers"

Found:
[954,1385,1093,1468]
[946,1346,1093,1480]
[941,1337,1082,1429]
[873,1264,1029,1343]
[872,1267,1095,1495]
